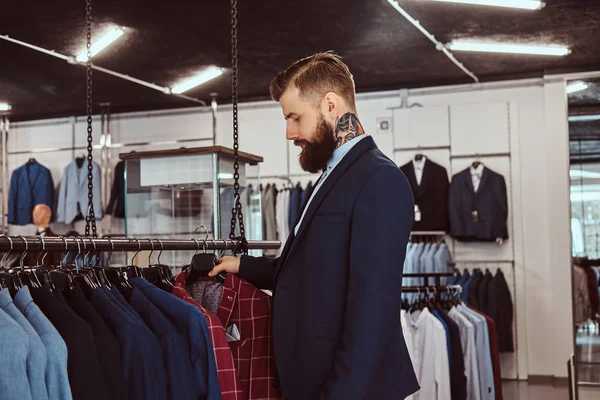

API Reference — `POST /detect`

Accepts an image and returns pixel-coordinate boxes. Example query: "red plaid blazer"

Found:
[173,273,243,400]
[175,272,283,400]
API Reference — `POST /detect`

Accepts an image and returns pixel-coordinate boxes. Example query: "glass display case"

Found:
[120,146,264,266]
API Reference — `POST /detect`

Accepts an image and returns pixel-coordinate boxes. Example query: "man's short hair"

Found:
[269,51,356,111]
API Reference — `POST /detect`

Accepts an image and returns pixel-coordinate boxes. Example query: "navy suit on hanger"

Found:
[8,161,55,226]
[239,136,419,400]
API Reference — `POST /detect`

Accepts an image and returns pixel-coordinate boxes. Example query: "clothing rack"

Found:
[449,260,514,266]
[394,145,451,152]
[404,272,455,288]
[0,236,281,252]
[410,231,446,236]
[450,152,511,159]
[402,284,462,295]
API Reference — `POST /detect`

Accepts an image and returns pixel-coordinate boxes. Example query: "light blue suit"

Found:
[14,287,72,400]
[0,304,32,400]
[0,288,49,400]
[56,160,103,224]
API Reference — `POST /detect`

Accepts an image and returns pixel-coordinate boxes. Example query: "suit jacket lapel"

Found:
[281,136,377,271]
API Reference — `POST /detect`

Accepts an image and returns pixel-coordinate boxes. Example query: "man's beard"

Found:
[295,115,337,174]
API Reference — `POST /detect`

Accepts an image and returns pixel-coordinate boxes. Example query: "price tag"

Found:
[471,210,479,223]
[415,205,422,222]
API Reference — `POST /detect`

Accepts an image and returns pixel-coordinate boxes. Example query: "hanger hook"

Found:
[38,235,47,266]
[0,236,10,268]
[18,235,28,269]
[194,225,209,241]
[58,236,68,266]
[132,238,141,265]
[157,239,163,265]
[106,237,114,265]
[148,239,154,265]
[192,238,200,256]
[72,236,82,271]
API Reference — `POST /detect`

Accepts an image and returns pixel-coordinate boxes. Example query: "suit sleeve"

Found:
[7,170,18,224]
[496,175,509,239]
[440,167,451,232]
[238,255,279,290]
[319,166,414,400]
[448,175,463,239]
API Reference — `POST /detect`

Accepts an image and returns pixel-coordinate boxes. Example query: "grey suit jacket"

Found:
[56,160,103,224]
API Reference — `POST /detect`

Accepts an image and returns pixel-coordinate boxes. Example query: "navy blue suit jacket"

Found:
[448,167,509,242]
[8,161,55,226]
[239,136,419,400]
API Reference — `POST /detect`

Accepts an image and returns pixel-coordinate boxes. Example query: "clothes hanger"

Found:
[0,236,21,296]
[104,238,133,292]
[16,235,42,289]
[155,238,174,281]
[186,226,219,285]
[414,153,424,162]
[142,239,173,291]
[126,239,143,278]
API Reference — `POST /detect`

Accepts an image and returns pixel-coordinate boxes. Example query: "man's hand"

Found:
[208,256,240,277]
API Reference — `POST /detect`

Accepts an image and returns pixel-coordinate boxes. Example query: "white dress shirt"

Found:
[448,307,481,400]
[470,164,484,192]
[412,157,426,185]
[294,135,370,235]
[403,307,451,400]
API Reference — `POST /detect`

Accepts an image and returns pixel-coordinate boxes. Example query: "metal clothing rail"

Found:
[0,236,281,252]
[395,146,451,152]
[410,231,446,236]
[402,284,462,294]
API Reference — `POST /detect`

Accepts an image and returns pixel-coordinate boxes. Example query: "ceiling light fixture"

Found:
[428,0,545,10]
[0,103,11,111]
[76,27,125,62]
[567,81,589,94]
[570,170,600,180]
[569,115,600,123]
[171,67,224,94]
[447,41,571,56]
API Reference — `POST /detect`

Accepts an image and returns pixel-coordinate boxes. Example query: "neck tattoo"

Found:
[334,112,365,148]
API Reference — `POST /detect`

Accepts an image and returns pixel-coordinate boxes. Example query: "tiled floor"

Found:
[501,381,568,399]
[501,380,600,399]
[576,327,600,383]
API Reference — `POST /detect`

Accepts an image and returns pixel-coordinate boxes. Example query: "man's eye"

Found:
[294,117,300,122]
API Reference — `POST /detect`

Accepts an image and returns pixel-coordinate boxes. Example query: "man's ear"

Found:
[323,92,340,120]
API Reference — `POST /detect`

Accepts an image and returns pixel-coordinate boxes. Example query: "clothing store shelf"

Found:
[450,260,514,265]
[450,152,511,159]
[394,146,451,152]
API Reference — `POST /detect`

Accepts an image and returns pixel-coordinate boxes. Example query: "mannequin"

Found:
[28,204,61,266]
[33,204,52,234]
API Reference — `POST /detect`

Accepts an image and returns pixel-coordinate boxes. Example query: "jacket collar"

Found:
[277,136,377,275]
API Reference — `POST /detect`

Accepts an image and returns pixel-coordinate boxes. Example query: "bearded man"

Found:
[210,52,419,400]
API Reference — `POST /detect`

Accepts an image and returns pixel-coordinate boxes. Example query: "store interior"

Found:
[2,0,600,399]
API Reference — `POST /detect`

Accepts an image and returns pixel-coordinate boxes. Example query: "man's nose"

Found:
[286,123,298,141]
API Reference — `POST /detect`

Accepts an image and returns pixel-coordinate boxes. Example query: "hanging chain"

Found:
[84,0,98,237]
[229,0,247,254]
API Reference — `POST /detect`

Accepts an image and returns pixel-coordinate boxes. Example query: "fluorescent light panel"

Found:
[570,170,600,179]
[447,41,570,56]
[569,115,600,123]
[428,0,545,10]
[171,67,223,94]
[567,82,589,94]
[76,28,125,62]
[0,103,11,111]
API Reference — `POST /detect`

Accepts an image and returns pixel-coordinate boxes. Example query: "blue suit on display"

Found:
[8,161,55,226]
[239,136,419,400]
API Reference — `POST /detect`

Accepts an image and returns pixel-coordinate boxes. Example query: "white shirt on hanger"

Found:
[448,307,481,400]
[403,307,451,400]
[413,157,426,185]
[470,163,484,192]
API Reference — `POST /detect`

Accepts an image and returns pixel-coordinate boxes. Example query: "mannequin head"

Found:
[32,204,52,229]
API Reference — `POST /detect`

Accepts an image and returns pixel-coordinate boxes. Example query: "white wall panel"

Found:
[450,102,510,156]
[393,105,449,149]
